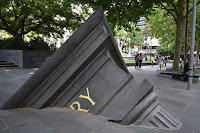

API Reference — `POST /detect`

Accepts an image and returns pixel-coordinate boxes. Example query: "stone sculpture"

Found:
[1,7,181,130]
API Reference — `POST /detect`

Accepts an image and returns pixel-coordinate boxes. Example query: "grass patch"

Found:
[147,56,154,60]
[123,58,135,63]
[166,68,183,72]
[166,68,200,74]
[168,60,173,63]
[123,58,153,63]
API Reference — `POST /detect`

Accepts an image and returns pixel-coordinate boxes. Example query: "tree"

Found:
[147,8,176,47]
[80,0,200,69]
[156,45,174,58]
[0,37,55,50]
[114,25,144,54]
[148,2,200,66]
[142,24,152,55]
[78,0,154,29]
[147,8,181,58]
[0,0,84,43]
[148,0,200,69]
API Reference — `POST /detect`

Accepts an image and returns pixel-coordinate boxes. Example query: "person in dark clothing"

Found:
[182,59,189,80]
[135,53,139,69]
[137,53,143,68]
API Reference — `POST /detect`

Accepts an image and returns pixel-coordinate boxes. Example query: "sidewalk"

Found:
[128,63,200,133]
[0,64,200,133]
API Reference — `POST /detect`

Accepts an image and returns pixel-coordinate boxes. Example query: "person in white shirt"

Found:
[157,53,164,70]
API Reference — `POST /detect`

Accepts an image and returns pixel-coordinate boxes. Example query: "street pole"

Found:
[150,38,152,61]
[187,0,196,90]
[128,38,131,56]
[184,0,189,62]
[168,44,170,56]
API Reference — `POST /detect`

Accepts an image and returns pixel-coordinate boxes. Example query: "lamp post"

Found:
[187,0,196,90]
[150,37,152,61]
[184,0,189,62]
[128,38,132,57]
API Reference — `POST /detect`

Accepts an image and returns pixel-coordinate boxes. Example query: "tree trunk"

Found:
[172,0,184,69]
[12,33,24,49]
[173,19,184,69]
[195,40,200,66]
[13,33,23,41]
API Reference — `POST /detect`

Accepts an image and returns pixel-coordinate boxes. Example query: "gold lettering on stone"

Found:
[69,101,89,113]
[79,87,96,106]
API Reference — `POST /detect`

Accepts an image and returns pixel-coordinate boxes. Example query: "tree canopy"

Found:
[148,2,200,64]
[81,0,200,69]
[1,0,200,68]
[79,0,154,29]
[115,26,144,47]
[0,0,84,41]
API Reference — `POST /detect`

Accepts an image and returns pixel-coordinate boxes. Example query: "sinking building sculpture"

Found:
[1,7,181,130]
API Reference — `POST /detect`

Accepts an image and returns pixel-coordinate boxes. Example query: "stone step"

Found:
[0,60,7,62]
[0,62,14,65]
[0,60,18,68]
[0,64,18,67]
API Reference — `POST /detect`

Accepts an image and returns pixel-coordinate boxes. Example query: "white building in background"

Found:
[137,17,160,55]
[43,29,72,48]
[45,12,160,54]
[140,36,160,55]
[117,17,160,57]
[137,17,147,27]
[43,6,92,48]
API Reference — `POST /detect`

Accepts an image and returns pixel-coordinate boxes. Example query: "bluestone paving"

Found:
[193,128,200,133]
[0,62,200,132]
[0,69,36,107]
[0,129,12,133]
[42,129,57,133]
[128,63,200,132]
[0,120,7,130]
[157,97,188,109]
[0,112,51,133]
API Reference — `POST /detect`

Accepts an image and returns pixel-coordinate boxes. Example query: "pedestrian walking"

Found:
[157,53,164,70]
[164,56,168,67]
[137,53,143,68]
[135,53,139,69]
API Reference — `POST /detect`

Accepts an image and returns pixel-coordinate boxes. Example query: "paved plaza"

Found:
[0,63,200,133]
[128,63,200,133]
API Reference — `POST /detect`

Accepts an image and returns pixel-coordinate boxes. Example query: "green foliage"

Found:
[156,45,173,57]
[147,8,176,47]
[123,58,152,63]
[188,4,200,41]
[0,37,55,50]
[28,38,54,50]
[147,8,177,58]
[148,3,200,57]
[123,58,135,63]
[114,25,144,47]
[0,0,84,40]
[129,28,145,47]
[0,38,27,49]
[166,68,184,72]
[78,0,154,30]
